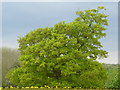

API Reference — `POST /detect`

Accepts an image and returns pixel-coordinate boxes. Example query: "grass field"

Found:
[1,87,117,90]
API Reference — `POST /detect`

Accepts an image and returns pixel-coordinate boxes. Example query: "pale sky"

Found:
[0,2,118,64]
[0,3,2,48]
[1,0,119,2]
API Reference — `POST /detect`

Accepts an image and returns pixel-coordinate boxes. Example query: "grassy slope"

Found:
[104,64,119,88]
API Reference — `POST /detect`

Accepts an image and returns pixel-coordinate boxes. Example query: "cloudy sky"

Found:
[1,2,118,64]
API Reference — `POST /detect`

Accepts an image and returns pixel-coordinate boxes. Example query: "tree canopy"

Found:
[6,6,109,88]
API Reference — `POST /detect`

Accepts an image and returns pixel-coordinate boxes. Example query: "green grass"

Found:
[1,88,113,90]
[104,64,119,88]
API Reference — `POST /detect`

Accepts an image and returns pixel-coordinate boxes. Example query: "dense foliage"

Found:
[7,6,109,88]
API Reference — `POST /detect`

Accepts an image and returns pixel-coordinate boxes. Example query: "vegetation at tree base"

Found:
[0,48,120,90]
[1,88,116,90]
[1,50,119,89]
[6,6,110,88]
[1,48,119,89]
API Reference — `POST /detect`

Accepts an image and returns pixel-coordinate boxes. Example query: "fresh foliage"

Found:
[6,6,109,88]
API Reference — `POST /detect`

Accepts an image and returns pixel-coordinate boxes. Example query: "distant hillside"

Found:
[104,64,119,69]
[103,64,120,89]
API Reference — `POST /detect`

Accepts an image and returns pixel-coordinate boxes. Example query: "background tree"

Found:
[6,6,108,88]
[0,47,19,87]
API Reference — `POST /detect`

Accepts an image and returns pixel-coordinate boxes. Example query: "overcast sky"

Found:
[1,2,118,64]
